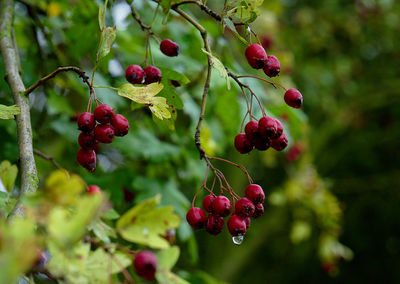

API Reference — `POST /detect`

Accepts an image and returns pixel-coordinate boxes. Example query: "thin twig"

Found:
[33,149,64,170]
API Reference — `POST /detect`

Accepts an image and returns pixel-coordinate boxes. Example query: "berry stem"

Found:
[237,75,288,91]
[209,157,253,184]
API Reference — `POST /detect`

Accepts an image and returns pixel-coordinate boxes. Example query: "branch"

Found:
[129,2,153,34]
[33,149,64,170]
[25,66,92,95]
[0,0,38,217]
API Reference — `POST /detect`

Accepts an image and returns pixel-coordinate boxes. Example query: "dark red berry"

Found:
[160,39,180,57]
[205,214,224,235]
[263,55,281,77]
[286,143,304,162]
[261,36,273,50]
[77,112,95,132]
[186,207,207,230]
[253,203,264,218]
[144,66,162,84]
[273,118,283,139]
[253,136,270,151]
[134,251,157,281]
[78,131,97,150]
[213,196,232,217]
[125,65,145,84]
[234,133,253,154]
[227,215,247,236]
[95,124,115,144]
[77,148,96,172]
[235,198,255,218]
[245,44,267,69]
[243,217,251,229]
[202,194,216,213]
[245,184,265,204]
[271,132,288,151]
[87,185,101,194]
[245,120,261,144]
[111,114,129,136]
[284,88,303,108]
[258,116,277,138]
[94,104,114,124]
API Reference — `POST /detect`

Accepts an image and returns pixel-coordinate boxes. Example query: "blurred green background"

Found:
[1,0,399,283]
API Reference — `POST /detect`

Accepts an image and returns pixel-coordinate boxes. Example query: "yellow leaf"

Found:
[45,170,85,206]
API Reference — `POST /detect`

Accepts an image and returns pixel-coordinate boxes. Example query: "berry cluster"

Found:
[76,104,129,172]
[234,116,289,154]
[186,184,265,239]
[245,43,281,78]
[124,39,180,85]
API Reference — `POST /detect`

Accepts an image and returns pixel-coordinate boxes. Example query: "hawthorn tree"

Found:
[0,0,352,283]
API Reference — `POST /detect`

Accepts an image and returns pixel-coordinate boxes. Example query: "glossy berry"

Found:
[134,250,157,281]
[186,207,207,230]
[234,133,253,154]
[125,65,144,84]
[253,136,270,151]
[94,104,114,124]
[111,114,129,136]
[202,194,216,213]
[284,88,303,108]
[235,198,255,218]
[87,185,101,194]
[205,214,224,235]
[253,203,264,218]
[263,55,281,77]
[78,131,97,150]
[245,184,265,204]
[160,39,180,57]
[77,112,95,132]
[95,124,115,144]
[271,132,288,151]
[227,215,247,236]
[245,120,261,144]
[273,118,283,139]
[243,217,251,229]
[245,44,268,69]
[144,66,162,84]
[258,116,277,138]
[77,148,96,172]
[213,196,232,217]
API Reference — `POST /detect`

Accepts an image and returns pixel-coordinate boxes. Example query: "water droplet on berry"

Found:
[232,235,244,246]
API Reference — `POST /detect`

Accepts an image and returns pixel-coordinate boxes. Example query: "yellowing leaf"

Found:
[117,196,180,249]
[44,170,85,206]
[47,2,61,17]
[98,0,107,31]
[97,26,116,61]
[157,246,180,270]
[0,160,18,192]
[201,49,231,90]
[149,97,171,120]
[0,104,20,119]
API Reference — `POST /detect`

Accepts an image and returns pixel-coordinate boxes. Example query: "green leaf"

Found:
[89,220,117,244]
[98,0,107,31]
[0,160,18,192]
[0,104,20,119]
[223,18,248,44]
[97,26,116,61]
[117,195,180,249]
[103,208,120,220]
[157,246,180,270]
[201,49,231,90]
[157,270,191,284]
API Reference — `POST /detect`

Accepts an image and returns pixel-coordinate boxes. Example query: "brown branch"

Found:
[33,149,64,170]
[1,0,38,217]
[25,66,92,95]
[129,2,153,34]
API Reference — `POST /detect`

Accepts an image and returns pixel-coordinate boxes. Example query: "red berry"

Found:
[284,88,303,108]
[261,35,273,50]
[227,215,247,236]
[94,104,114,124]
[160,39,180,57]
[134,251,157,281]
[253,203,264,218]
[125,65,144,84]
[95,124,115,144]
[243,217,251,229]
[245,44,267,69]
[263,55,281,77]
[144,66,162,84]
[87,185,101,194]
[273,118,283,139]
[234,133,253,154]
[271,132,288,151]
[286,143,304,162]
[77,112,95,132]
[78,131,97,150]
[186,207,207,230]
[258,116,277,138]
[253,136,270,151]
[245,184,265,204]
[235,198,255,218]
[245,120,261,144]
[213,196,232,217]
[202,194,216,213]
[205,214,224,235]
[77,148,96,172]
[111,114,129,136]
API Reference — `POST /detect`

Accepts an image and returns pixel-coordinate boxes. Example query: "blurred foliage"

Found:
[0,0,398,283]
